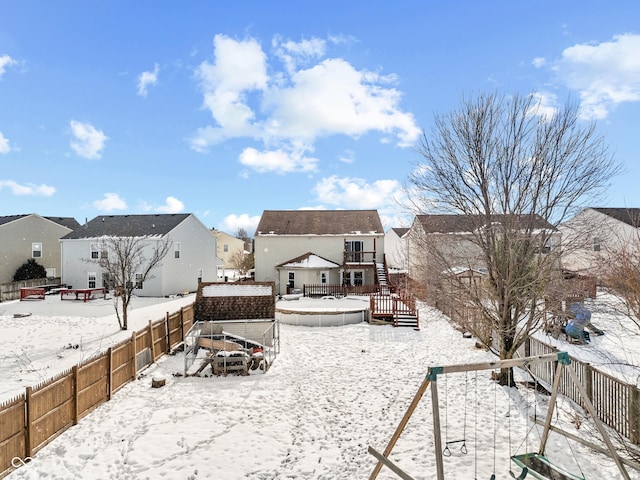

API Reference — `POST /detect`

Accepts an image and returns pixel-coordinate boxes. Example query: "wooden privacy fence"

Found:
[523,336,640,446]
[0,278,63,302]
[0,303,195,479]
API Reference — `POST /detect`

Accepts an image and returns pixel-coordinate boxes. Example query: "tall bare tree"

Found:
[90,236,172,330]
[407,92,620,384]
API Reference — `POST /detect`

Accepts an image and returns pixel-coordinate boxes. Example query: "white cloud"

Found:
[69,120,108,159]
[532,57,546,68]
[551,33,640,119]
[188,35,420,172]
[0,132,10,154]
[137,63,159,97]
[0,54,17,78]
[156,196,185,213]
[527,91,559,120]
[219,213,261,237]
[0,180,55,196]
[313,175,402,209]
[93,193,127,211]
[239,147,318,173]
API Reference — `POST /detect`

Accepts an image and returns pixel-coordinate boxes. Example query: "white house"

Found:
[0,214,80,283]
[560,207,640,279]
[254,210,385,295]
[60,214,220,296]
[384,227,410,272]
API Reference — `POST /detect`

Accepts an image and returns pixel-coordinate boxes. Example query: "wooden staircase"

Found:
[370,291,419,330]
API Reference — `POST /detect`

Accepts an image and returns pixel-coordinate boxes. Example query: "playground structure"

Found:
[368,352,631,480]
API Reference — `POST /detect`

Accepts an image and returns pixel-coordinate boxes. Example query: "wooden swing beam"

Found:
[368,352,631,480]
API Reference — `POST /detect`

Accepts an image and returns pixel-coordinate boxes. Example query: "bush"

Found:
[13,259,47,281]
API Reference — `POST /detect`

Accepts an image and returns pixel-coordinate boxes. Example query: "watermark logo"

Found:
[11,457,32,468]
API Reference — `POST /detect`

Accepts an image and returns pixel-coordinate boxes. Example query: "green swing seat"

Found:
[511,453,585,480]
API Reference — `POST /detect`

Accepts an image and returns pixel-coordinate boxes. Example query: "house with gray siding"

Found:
[254,210,385,295]
[60,214,220,296]
[0,214,80,283]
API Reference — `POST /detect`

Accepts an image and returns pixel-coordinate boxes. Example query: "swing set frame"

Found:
[368,351,631,480]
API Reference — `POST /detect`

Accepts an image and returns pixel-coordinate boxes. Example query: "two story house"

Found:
[0,214,80,283]
[560,207,640,280]
[254,210,385,295]
[211,229,249,280]
[60,213,220,297]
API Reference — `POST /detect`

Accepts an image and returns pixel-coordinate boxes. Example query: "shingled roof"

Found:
[0,214,80,230]
[256,210,384,235]
[62,214,191,239]
[591,208,640,227]
[414,214,557,234]
[391,227,410,237]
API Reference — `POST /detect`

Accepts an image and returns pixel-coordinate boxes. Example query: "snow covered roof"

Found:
[276,252,341,269]
[201,284,273,297]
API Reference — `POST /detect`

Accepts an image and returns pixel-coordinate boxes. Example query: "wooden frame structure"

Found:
[368,352,631,480]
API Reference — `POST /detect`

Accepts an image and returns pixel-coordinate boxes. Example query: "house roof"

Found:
[62,214,191,239]
[276,252,341,269]
[414,214,557,234]
[390,227,410,238]
[0,214,80,230]
[256,210,384,235]
[590,208,640,227]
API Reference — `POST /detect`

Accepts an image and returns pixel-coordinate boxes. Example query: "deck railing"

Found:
[303,284,379,297]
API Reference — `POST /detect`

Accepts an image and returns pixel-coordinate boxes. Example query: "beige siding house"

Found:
[211,229,247,279]
[254,210,385,295]
[0,214,80,283]
[408,214,560,295]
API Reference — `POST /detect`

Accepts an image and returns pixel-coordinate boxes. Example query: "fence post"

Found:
[148,320,155,363]
[107,347,113,401]
[630,386,640,445]
[72,365,79,425]
[165,312,171,353]
[131,331,137,380]
[180,307,185,341]
[25,386,33,458]
[584,363,593,403]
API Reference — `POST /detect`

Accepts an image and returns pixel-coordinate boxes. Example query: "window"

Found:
[223,244,229,253]
[288,271,295,288]
[135,273,144,289]
[174,242,181,259]
[88,272,96,289]
[91,243,99,259]
[345,241,364,262]
[353,271,364,286]
[593,237,601,252]
[32,243,42,258]
[321,271,328,284]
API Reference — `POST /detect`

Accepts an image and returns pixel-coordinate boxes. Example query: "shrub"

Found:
[13,259,47,281]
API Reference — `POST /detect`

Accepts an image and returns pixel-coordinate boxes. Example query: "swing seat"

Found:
[511,453,584,480]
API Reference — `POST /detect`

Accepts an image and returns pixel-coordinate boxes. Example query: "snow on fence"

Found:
[0,303,195,479]
[524,336,640,445]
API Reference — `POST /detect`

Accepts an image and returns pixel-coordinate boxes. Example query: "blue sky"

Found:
[1,1,639,235]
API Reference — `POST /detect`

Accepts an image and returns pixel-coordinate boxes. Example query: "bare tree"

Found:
[407,92,620,384]
[89,236,172,330]
[228,249,254,277]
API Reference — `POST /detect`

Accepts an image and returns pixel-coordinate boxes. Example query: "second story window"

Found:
[32,242,42,258]
[345,241,364,262]
[224,244,229,253]
[174,242,181,259]
[91,243,99,259]
[593,237,601,252]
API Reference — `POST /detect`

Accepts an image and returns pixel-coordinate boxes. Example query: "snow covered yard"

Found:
[3,298,632,479]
